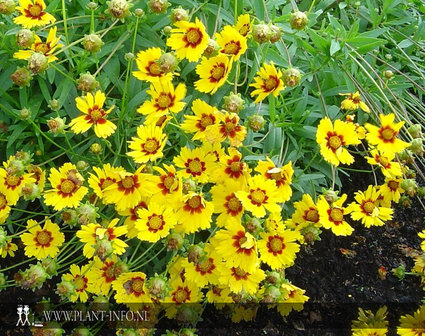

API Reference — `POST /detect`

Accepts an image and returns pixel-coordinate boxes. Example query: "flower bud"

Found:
[41,258,58,277]
[170,7,188,23]
[282,68,301,87]
[71,326,93,336]
[244,217,261,234]
[165,232,184,251]
[0,0,15,14]
[77,203,97,225]
[176,305,199,324]
[77,73,99,92]
[398,149,414,164]
[322,188,339,204]
[94,239,113,261]
[248,115,265,132]
[418,187,425,199]
[90,143,102,155]
[223,92,244,113]
[385,53,392,60]
[400,179,418,197]
[19,108,31,119]
[405,168,416,179]
[16,28,34,48]
[86,1,97,10]
[56,279,76,300]
[182,179,197,194]
[107,0,131,19]
[21,183,40,201]
[180,328,196,336]
[7,158,25,175]
[134,8,144,17]
[76,160,89,171]
[146,274,169,299]
[302,225,322,244]
[124,52,135,61]
[49,99,60,110]
[83,34,103,53]
[187,245,204,264]
[158,52,178,74]
[391,264,405,280]
[252,23,272,44]
[163,25,172,35]
[269,24,281,43]
[408,124,422,139]
[18,264,48,290]
[383,70,394,79]
[0,273,7,289]
[398,195,411,208]
[148,0,168,14]
[410,138,424,156]
[265,271,282,285]
[28,52,48,74]
[262,285,281,303]
[91,295,110,311]
[203,38,220,57]
[61,209,78,227]
[47,117,66,135]
[10,67,32,86]
[290,11,308,30]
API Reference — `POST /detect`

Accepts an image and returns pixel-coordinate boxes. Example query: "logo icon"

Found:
[16,305,30,326]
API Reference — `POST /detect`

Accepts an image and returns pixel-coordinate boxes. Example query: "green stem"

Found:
[61,0,70,46]
[0,257,36,272]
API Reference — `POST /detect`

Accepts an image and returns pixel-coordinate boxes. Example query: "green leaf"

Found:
[330,39,341,56]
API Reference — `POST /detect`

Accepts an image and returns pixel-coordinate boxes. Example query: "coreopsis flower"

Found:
[277,282,309,317]
[44,163,88,210]
[205,111,247,147]
[113,271,151,303]
[351,306,388,336]
[102,166,158,211]
[133,47,174,82]
[62,264,91,302]
[195,54,233,94]
[13,27,62,63]
[0,191,12,222]
[379,177,404,206]
[397,305,425,336]
[86,256,126,296]
[255,158,293,203]
[21,219,64,259]
[234,14,252,37]
[136,202,177,242]
[211,179,246,227]
[127,124,167,164]
[137,79,186,123]
[152,164,182,204]
[210,147,250,184]
[164,277,203,318]
[181,99,219,141]
[0,168,35,205]
[211,227,258,272]
[173,146,216,183]
[216,25,247,60]
[317,194,353,236]
[76,219,128,258]
[236,175,281,218]
[14,0,56,28]
[290,194,322,230]
[70,90,116,138]
[250,62,285,103]
[88,164,126,199]
[365,114,410,154]
[183,245,220,288]
[206,285,233,308]
[1,238,18,258]
[166,18,209,62]
[366,149,403,178]
[117,198,149,238]
[316,117,361,166]
[264,212,285,232]
[217,263,265,295]
[28,164,46,192]
[258,230,300,270]
[340,91,370,113]
[174,192,214,234]
[348,185,393,228]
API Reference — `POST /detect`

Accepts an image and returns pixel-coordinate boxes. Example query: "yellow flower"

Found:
[181,99,219,141]
[277,283,309,316]
[290,194,322,230]
[210,227,258,272]
[316,117,361,166]
[210,147,250,184]
[216,25,247,60]
[250,62,285,103]
[1,238,18,258]
[127,124,167,164]
[183,244,220,288]
[28,164,46,193]
[206,285,233,309]
[398,305,425,336]
[205,111,247,147]
[236,175,281,218]
[14,0,56,28]
[20,219,64,259]
[113,271,151,303]
[86,256,125,296]
[0,169,35,205]
[218,263,265,295]
[352,306,388,336]
[365,114,410,154]
[173,146,216,183]
[234,14,253,37]
[258,230,300,270]
[117,198,149,239]
[70,91,116,138]
[340,91,370,113]
[151,164,182,204]
[264,212,286,233]
[174,192,214,234]
[166,18,209,62]
[133,47,173,82]
[366,148,403,178]
[88,164,125,200]
[348,185,393,228]
[0,191,12,223]
[62,264,91,302]
[211,179,245,228]
[136,202,176,242]
[137,78,186,123]
[255,158,293,203]
[164,277,203,319]
[44,163,88,210]
[317,194,353,236]
[379,177,404,207]
[13,27,62,63]
[102,166,158,211]
[195,54,233,94]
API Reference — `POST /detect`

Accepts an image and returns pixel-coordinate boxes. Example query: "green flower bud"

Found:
[91,295,111,311]
[269,24,282,43]
[187,245,204,264]
[252,23,272,44]
[158,52,178,73]
[41,258,59,277]
[134,8,144,17]
[410,138,424,156]
[56,279,76,300]
[47,117,66,135]
[165,232,184,251]
[10,67,32,86]
[148,0,168,14]
[322,188,339,204]
[383,70,394,79]
[76,160,89,171]
[282,68,301,87]
[398,195,411,208]
[28,52,48,74]
[19,264,48,290]
[107,0,131,19]
[125,52,135,61]
[418,186,425,199]
[77,73,99,92]
[223,92,244,113]
[16,28,34,48]
[248,115,265,131]
[244,216,261,234]
[163,25,172,35]
[0,0,15,14]
[49,99,60,110]
[146,274,169,299]
[290,11,308,30]
[391,265,405,280]
[83,34,103,53]
[170,7,188,23]
[301,224,322,244]
[182,178,197,193]
[264,270,282,285]
[86,2,97,10]
[408,124,422,139]
[90,143,102,155]
[61,209,78,227]
[385,53,392,60]
[71,326,93,336]
[180,328,197,336]
[262,285,282,303]
[19,108,31,120]
[400,179,418,197]
[203,38,220,57]
[176,305,199,324]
